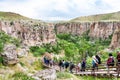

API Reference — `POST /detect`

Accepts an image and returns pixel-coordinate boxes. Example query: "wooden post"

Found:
[117,64,120,78]
[76,67,77,74]
[107,66,110,78]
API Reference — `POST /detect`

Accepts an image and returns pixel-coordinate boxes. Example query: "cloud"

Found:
[0,0,120,20]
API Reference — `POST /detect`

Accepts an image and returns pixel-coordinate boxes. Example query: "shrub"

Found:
[19,62,25,67]
[10,21,14,26]
[0,42,4,52]
[57,72,72,79]
[0,31,20,53]
[33,59,43,70]
[12,72,34,80]
[0,56,3,63]
[30,46,46,57]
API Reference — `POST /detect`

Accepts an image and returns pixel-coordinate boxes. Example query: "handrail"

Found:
[75,62,120,77]
[42,59,120,77]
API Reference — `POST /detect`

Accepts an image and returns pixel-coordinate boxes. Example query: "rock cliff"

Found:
[0,20,56,46]
[55,21,120,49]
[110,26,120,49]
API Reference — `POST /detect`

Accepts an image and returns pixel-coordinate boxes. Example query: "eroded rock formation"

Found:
[55,22,120,48]
[110,23,120,49]
[32,69,56,80]
[1,44,18,65]
[0,21,56,46]
[55,22,90,36]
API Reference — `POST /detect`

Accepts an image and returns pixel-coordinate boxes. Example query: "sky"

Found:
[0,0,120,21]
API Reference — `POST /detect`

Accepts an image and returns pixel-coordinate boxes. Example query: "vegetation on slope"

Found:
[0,11,31,20]
[0,31,20,53]
[12,72,34,80]
[30,32,114,66]
[57,72,119,80]
[71,11,120,22]
[0,31,20,67]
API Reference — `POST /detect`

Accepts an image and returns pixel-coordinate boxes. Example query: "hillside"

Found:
[70,11,120,22]
[0,11,31,20]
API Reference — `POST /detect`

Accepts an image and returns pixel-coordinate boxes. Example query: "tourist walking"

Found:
[116,51,120,65]
[62,60,65,69]
[77,62,81,72]
[96,54,101,64]
[58,60,63,71]
[69,62,75,73]
[116,51,120,77]
[81,59,86,72]
[64,61,69,71]
[92,56,98,71]
[107,53,114,66]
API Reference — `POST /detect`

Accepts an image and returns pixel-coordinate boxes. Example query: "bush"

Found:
[57,72,72,79]
[33,59,43,70]
[12,72,34,80]
[0,31,20,53]
[19,62,25,67]
[30,46,46,57]
[0,56,3,63]
[57,34,71,40]
[0,42,4,52]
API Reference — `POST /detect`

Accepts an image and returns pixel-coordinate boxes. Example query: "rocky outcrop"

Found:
[110,24,120,49]
[55,22,90,36]
[0,21,56,46]
[55,22,118,39]
[1,44,18,65]
[17,47,29,58]
[31,69,56,80]
[55,22,120,48]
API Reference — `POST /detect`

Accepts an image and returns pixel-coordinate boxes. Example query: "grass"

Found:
[70,11,120,22]
[0,31,20,53]
[57,72,80,80]
[57,72,120,80]
[77,76,120,80]
[0,11,30,20]
[12,72,34,80]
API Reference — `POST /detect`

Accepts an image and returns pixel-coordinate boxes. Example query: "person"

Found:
[116,51,120,65]
[81,59,86,72]
[69,62,75,73]
[77,62,81,72]
[96,54,101,64]
[58,60,63,71]
[43,56,49,65]
[64,61,69,71]
[62,60,65,69]
[116,51,120,77]
[92,56,98,71]
[43,56,47,64]
[49,59,54,67]
[107,53,114,66]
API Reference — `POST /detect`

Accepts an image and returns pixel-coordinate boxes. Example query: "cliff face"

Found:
[55,22,90,36]
[55,22,120,49]
[0,21,56,46]
[110,25,120,49]
[0,20,119,49]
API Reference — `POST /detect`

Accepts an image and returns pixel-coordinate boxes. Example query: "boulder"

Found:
[1,44,18,65]
[17,47,28,58]
[32,69,56,80]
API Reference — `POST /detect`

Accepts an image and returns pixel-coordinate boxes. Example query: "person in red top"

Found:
[116,51,120,65]
[116,51,120,77]
[107,53,114,66]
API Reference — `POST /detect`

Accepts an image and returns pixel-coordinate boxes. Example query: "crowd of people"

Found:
[43,51,120,73]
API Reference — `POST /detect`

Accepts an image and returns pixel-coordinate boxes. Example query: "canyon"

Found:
[0,12,120,80]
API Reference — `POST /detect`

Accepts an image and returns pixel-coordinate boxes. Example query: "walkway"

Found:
[42,62,120,78]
